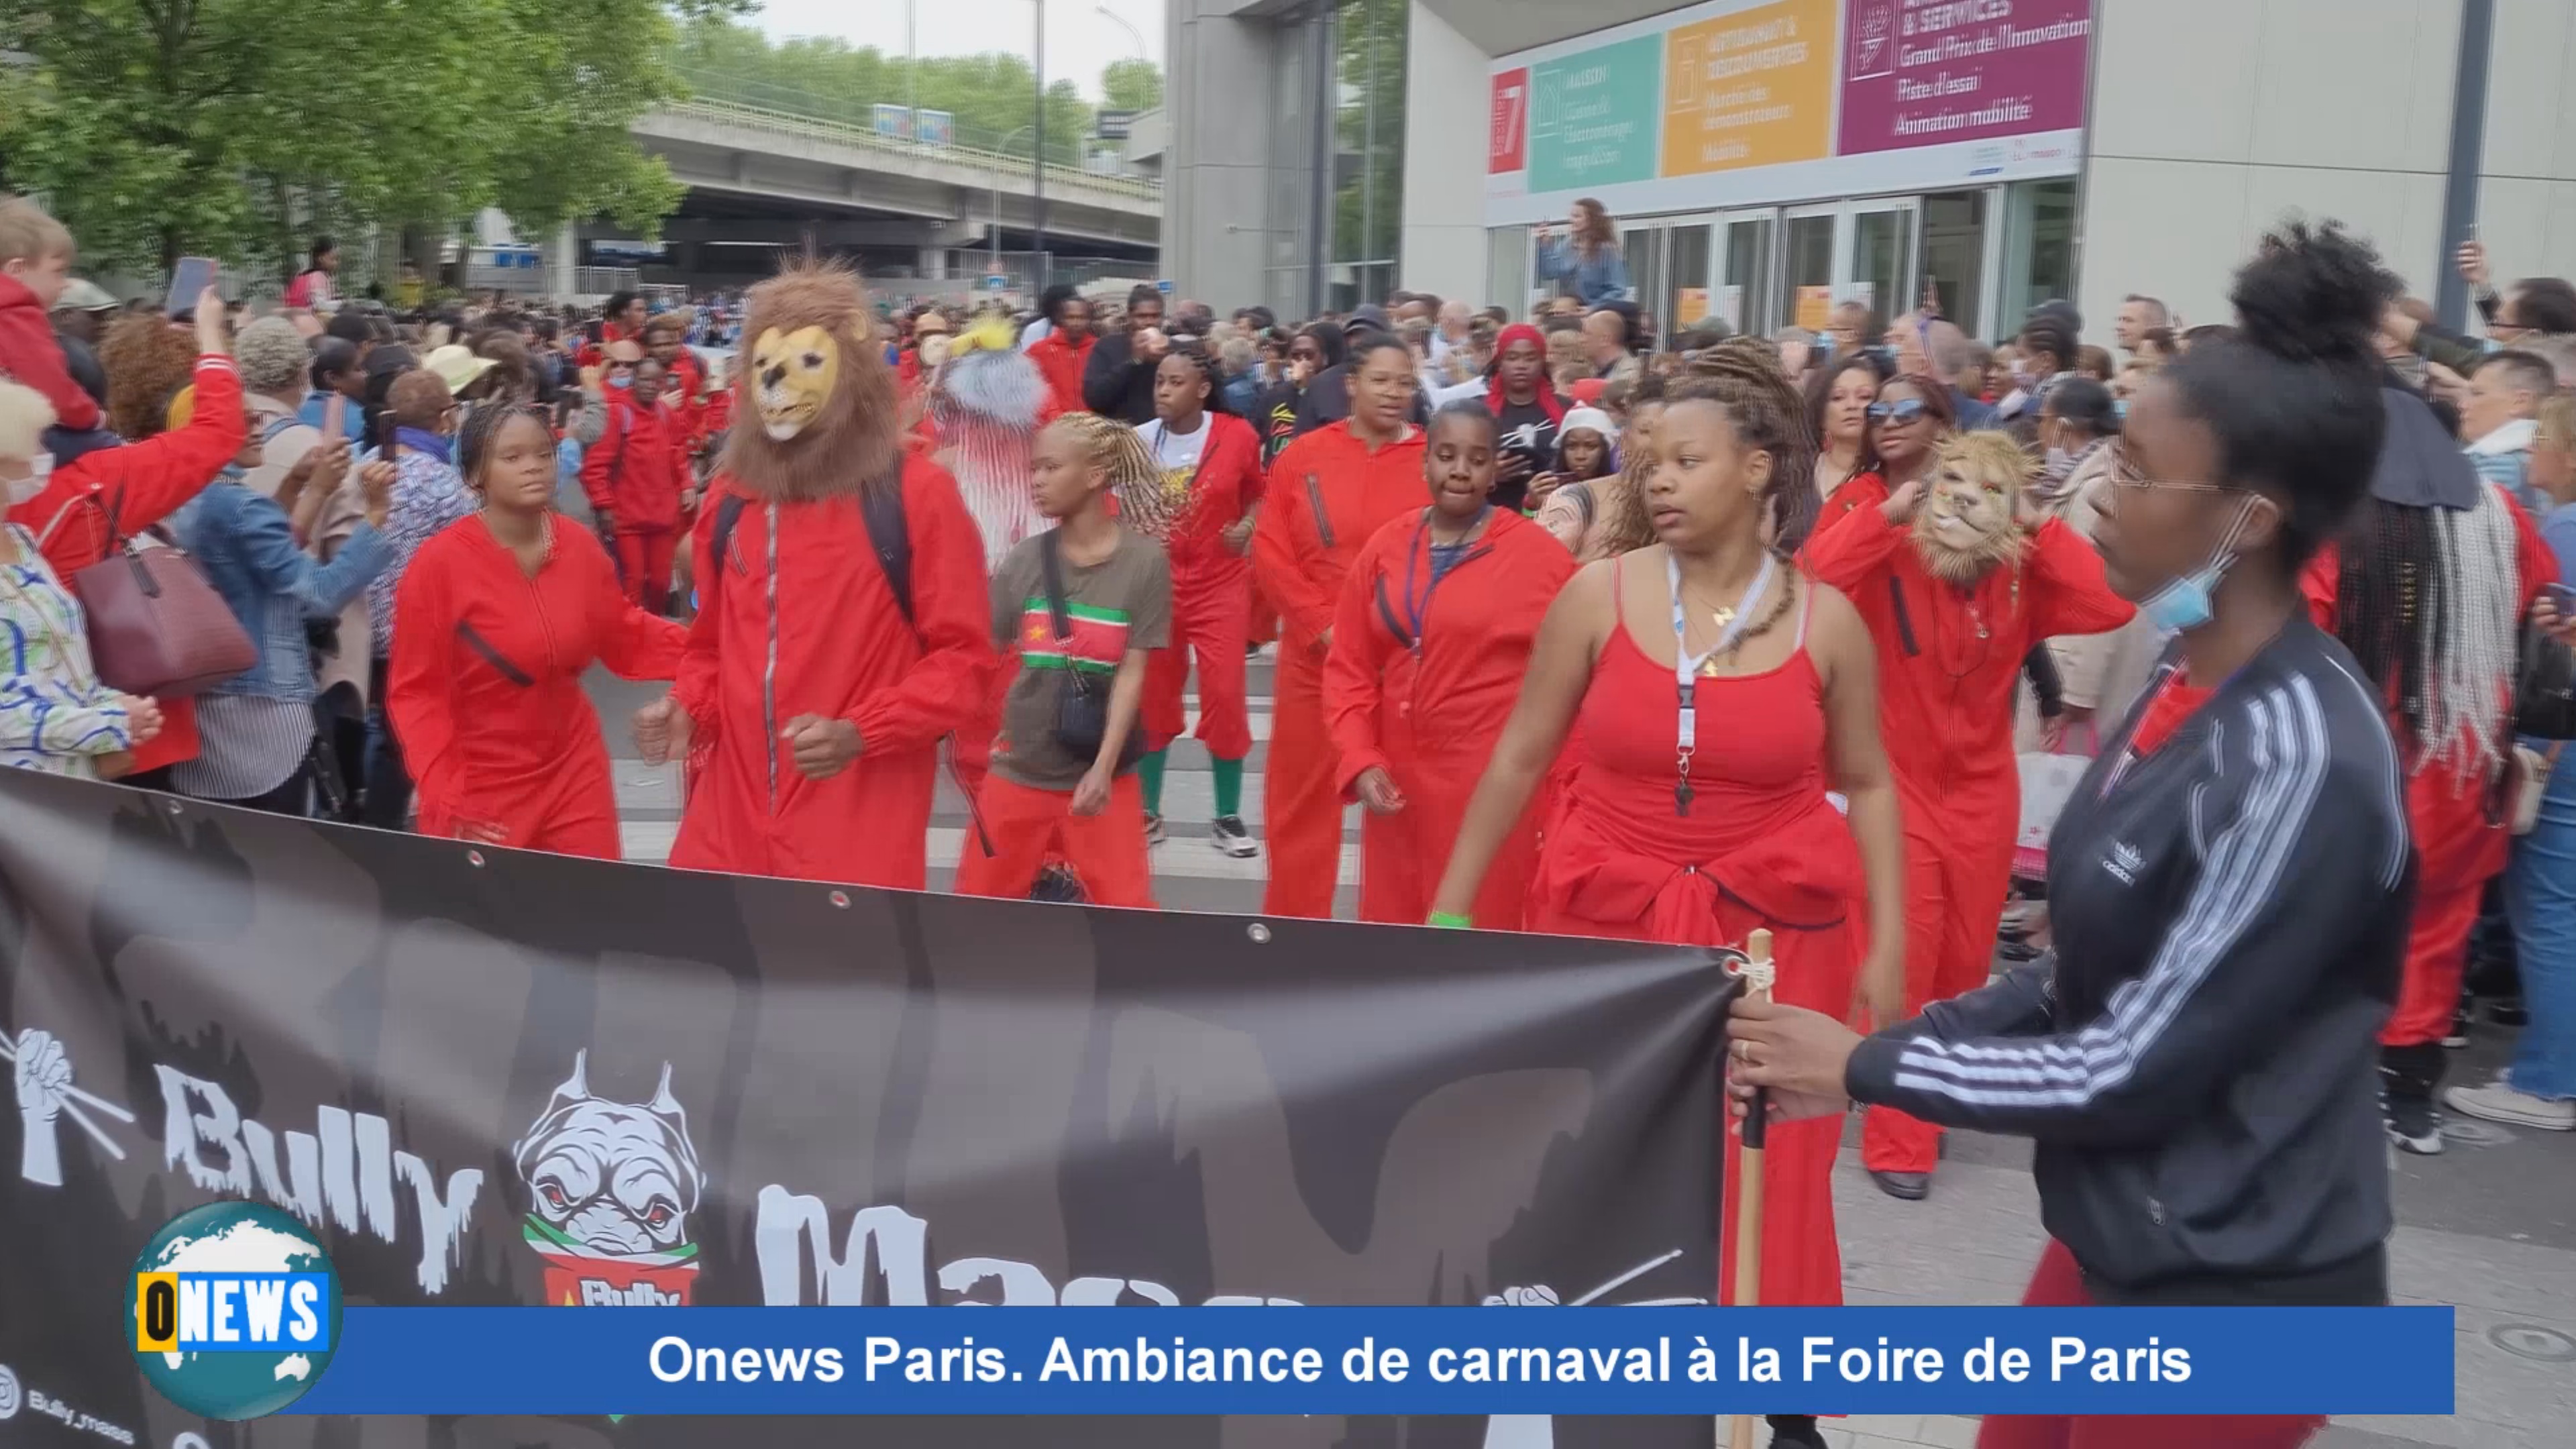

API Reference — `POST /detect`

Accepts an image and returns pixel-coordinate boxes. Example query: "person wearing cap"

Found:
[49,278,118,347]
[1083,284,1169,425]
[1529,405,1617,546]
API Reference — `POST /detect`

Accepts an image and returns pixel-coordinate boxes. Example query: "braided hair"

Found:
[1049,411,1165,533]
[1593,373,1666,559]
[1159,341,1232,416]
[1673,337,1821,551]
[457,401,552,492]
[2335,491,2518,774]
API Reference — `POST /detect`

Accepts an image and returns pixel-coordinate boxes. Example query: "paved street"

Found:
[592,661,2576,1447]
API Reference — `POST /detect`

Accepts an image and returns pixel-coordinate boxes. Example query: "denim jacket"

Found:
[170,477,392,704]
[1534,237,1631,306]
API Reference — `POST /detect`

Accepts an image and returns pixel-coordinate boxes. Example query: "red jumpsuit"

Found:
[1529,565,1856,1309]
[669,457,997,888]
[1324,506,1572,927]
[1141,412,1265,761]
[1025,331,1094,419]
[2300,492,2555,1048]
[1251,423,1428,918]
[1805,483,2134,1177]
[9,352,247,774]
[388,517,686,857]
[581,390,689,613]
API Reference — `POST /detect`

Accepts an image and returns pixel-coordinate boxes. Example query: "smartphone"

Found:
[322,394,346,446]
[373,407,399,462]
[2545,583,2575,610]
[166,256,217,319]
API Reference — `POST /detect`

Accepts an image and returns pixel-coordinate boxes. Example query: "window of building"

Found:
[1330,0,1405,312]
[2000,178,2080,329]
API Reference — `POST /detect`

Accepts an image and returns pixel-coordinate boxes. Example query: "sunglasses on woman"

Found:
[1867,398,1928,424]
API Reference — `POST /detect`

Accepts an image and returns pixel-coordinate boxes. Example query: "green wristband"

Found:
[1427,912,1472,930]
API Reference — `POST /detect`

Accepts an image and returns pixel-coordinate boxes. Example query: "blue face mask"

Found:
[608,375,632,390]
[2139,497,2259,634]
[2113,397,2131,422]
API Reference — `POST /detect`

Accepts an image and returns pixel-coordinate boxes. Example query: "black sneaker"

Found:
[1143,812,1166,847]
[1766,1417,1828,1449]
[1210,814,1258,859]
[2443,1004,2473,1049]
[2489,996,2530,1028]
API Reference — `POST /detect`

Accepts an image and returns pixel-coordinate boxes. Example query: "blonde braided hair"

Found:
[1048,412,1165,530]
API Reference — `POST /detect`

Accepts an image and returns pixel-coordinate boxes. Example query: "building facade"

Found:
[1168,0,2576,346]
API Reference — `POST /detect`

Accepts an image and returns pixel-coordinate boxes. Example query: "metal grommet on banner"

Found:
[466,850,486,869]
[1246,922,1272,944]
[828,890,851,909]
[164,800,183,816]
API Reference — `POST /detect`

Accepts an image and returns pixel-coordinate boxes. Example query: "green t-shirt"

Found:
[989,527,1172,788]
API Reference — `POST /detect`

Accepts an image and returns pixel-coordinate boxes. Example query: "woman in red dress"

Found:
[1325,402,1576,928]
[390,403,688,857]
[1430,343,1904,1449]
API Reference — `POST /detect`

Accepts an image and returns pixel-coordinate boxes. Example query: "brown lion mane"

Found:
[718,260,903,502]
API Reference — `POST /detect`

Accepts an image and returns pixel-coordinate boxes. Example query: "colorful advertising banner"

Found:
[0,768,1731,1448]
[1527,34,1665,193]
[1660,0,1836,177]
[1485,0,2092,227]
[1837,0,2094,158]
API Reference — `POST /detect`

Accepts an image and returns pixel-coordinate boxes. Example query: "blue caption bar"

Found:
[286,1307,2455,1416]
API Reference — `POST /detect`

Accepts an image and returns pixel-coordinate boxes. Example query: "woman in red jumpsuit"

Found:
[1325,402,1575,928]
[1251,335,1428,918]
[2297,404,2555,1152]
[1130,349,1264,853]
[580,355,689,613]
[1432,350,1904,1449]
[1807,426,2133,1201]
[390,404,687,857]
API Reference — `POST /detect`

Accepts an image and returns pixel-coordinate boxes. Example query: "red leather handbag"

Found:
[72,531,256,697]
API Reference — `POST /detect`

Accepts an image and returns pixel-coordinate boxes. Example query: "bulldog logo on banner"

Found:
[515,1053,705,1307]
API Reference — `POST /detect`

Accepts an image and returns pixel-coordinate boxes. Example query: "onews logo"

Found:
[126,1203,342,1420]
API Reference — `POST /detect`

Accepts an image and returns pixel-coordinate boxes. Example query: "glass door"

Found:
[1663,222,1711,341]
[1849,200,1917,329]
[1783,205,1839,335]
[1916,191,1987,335]
[1717,210,1776,335]
[1621,225,1666,319]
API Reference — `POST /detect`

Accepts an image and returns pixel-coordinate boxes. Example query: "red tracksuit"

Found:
[8,352,248,773]
[1026,331,1094,419]
[388,517,687,857]
[1251,423,1428,918]
[582,390,689,612]
[670,458,996,888]
[2300,489,2555,1049]
[1142,412,1265,762]
[1324,506,1572,927]
[1806,483,2134,1177]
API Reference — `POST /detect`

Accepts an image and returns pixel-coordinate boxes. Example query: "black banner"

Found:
[0,767,1733,1448]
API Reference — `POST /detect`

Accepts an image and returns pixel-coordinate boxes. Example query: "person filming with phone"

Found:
[1533,199,1631,308]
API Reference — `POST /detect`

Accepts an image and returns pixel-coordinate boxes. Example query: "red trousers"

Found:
[1864,820,2013,1175]
[1976,1242,2323,1449]
[1358,744,1537,929]
[615,528,677,614]
[1143,568,1253,760]
[1263,644,1342,918]
[955,772,1155,908]
[2383,880,2481,1046]
[419,749,623,861]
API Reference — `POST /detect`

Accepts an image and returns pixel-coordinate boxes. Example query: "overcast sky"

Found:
[751,0,1166,101]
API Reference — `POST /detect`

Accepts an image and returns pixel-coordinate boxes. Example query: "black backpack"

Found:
[703,468,912,624]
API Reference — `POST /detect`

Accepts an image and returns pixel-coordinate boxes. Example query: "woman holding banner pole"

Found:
[1729,224,2423,1449]
[1431,343,1904,1449]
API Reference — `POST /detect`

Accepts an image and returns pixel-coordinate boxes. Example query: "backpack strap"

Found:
[861,467,914,630]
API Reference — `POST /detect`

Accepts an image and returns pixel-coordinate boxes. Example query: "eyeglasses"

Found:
[2106,443,2229,493]
[1867,398,1928,423]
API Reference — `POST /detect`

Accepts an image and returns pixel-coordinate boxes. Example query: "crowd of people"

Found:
[8,185,2576,1447]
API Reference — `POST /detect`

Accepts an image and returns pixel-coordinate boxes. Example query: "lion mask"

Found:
[1913,431,2033,586]
[719,261,902,502]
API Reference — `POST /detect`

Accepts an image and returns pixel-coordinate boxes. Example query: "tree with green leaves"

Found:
[0,0,737,280]
[1100,58,1163,114]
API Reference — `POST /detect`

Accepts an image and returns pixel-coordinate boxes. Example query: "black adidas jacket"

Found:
[1845,616,2412,1303]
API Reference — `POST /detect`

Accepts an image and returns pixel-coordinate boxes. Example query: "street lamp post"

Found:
[1031,1,1049,291]
[994,123,1035,282]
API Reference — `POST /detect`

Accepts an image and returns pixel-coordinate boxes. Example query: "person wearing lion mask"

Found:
[1805,424,2133,1201]
[633,262,997,888]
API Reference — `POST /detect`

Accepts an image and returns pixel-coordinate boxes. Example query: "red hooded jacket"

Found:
[1152,411,1266,581]
[1025,330,1095,419]
[669,454,998,888]
[0,272,101,432]
[9,353,248,771]
[580,389,688,531]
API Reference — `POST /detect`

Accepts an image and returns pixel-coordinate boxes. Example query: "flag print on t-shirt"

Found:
[1019,598,1131,676]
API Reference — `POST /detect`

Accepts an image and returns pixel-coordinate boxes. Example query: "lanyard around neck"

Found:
[1667,549,1776,816]
[1399,506,1491,650]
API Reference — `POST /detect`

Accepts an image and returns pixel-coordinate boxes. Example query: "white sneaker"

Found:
[2445,1079,2576,1131]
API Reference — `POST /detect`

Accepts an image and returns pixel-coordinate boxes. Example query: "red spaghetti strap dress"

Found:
[1527,559,1859,1309]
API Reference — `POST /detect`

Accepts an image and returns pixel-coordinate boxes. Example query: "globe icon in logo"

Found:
[127,1202,341,1420]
